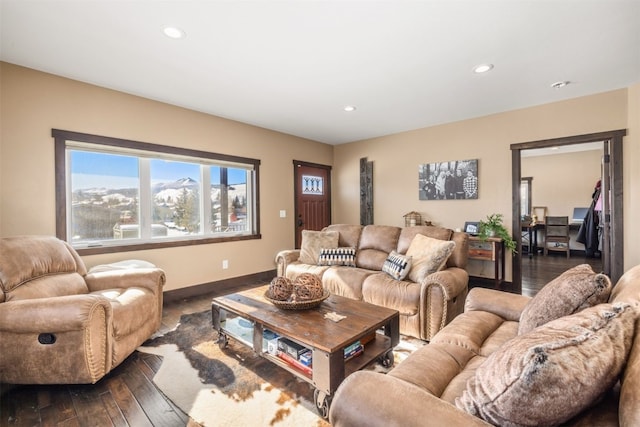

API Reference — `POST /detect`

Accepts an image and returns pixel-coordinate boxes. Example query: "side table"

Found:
[468,236,505,287]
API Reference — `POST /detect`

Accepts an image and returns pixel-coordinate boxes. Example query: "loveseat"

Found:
[329,263,640,427]
[276,224,469,340]
[0,235,165,384]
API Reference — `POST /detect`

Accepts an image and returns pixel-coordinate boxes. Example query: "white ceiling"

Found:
[1,1,639,145]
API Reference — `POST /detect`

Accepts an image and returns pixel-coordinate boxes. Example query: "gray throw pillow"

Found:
[518,263,612,335]
[456,303,636,427]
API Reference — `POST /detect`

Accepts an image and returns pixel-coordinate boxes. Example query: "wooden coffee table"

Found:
[211,284,400,418]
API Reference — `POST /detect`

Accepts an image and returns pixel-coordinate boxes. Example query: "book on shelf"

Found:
[344,340,364,360]
[344,346,364,362]
[299,350,312,367]
[277,351,313,377]
[277,338,309,360]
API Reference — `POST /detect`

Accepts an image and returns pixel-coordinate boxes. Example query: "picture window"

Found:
[53,129,261,254]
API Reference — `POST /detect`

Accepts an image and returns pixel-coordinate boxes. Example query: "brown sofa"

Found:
[329,264,640,427]
[276,224,469,340]
[0,236,165,384]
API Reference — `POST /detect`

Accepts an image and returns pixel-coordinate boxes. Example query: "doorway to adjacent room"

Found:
[510,129,626,293]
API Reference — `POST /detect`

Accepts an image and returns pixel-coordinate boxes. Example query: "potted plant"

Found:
[478,213,517,253]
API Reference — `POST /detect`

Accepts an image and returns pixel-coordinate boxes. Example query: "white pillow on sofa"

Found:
[298,230,339,264]
[406,234,456,282]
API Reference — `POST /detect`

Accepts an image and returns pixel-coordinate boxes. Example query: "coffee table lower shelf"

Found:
[211,290,399,419]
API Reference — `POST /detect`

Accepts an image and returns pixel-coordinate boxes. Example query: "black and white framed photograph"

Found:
[419,159,478,200]
[464,221,480,235]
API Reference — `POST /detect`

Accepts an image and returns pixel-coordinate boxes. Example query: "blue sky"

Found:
[71,151,247,189]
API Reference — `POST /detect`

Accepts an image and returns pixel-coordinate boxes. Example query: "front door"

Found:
[293,161,332,248]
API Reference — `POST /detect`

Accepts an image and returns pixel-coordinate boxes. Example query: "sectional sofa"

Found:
[330,263,640,426]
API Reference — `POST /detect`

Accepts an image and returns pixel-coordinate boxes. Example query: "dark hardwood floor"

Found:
[0,255,602,426]
[520,252,603,297]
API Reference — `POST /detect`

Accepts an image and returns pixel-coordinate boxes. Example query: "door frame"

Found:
[293,160,332,248]
[510,129,626,293]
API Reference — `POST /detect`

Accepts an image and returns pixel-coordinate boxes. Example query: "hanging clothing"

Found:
[577,181,601,257]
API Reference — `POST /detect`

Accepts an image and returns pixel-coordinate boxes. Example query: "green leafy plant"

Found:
[478,213,517,253]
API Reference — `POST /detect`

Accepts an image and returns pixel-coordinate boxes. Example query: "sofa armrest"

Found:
[0,294,113,383]
[418,267,469,340]
[85,263,165,294]
[329,371,490,427]
[422,267,469,300]
[0,294,112,333]
[275,249,301,277]
[464,287,530,322]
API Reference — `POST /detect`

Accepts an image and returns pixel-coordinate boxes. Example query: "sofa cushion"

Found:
[322,267,374,300]
[284,263,331,281]
[406,234,456,283]
[355,225,401,271]
[381,251,412,280]
[0,236,88,301]
[4,273,89,302]
[0,235,88,300]
[324,224,363,248]
[298,230,339,264]
[456,302,636,427]
[447,231,470,269]
[518,263,612,335]
[94,287,159,338]
[362,273,420,316]
[318,247,356,267]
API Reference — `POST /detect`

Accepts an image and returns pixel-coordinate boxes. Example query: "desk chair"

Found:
[544,216,570,258]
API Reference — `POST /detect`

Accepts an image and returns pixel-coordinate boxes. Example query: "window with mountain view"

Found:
[54,129,260,252]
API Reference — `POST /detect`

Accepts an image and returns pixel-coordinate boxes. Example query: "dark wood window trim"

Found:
[53,129,261,255]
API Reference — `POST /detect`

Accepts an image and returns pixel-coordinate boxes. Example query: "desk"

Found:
[522,223,543,257]
[522,222,582,257]
[468,236,504,287]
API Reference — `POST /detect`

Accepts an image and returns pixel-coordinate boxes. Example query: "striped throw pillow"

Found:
[382,251,412,280]
[317,247,356,267]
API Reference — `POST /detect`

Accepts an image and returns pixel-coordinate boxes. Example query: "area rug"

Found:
[137,310,425,427]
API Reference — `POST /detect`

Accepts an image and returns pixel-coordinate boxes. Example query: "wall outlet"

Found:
[279,210,286,218]
[222,260,229,269]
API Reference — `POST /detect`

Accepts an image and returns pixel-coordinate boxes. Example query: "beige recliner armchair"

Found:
[0,235,165,384]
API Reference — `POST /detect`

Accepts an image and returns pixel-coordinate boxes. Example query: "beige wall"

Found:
[0,62,333,291]
[626,83,640,271]
[333,88,637,280]
[522,149,602,218]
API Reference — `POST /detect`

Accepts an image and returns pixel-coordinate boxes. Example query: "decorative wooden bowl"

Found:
[264,290,330,310]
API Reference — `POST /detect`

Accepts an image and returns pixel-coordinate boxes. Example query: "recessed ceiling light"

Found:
[551,81,570,89]
[344,106,357,112]
[163,26,186,39]
[473,64,494,74]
